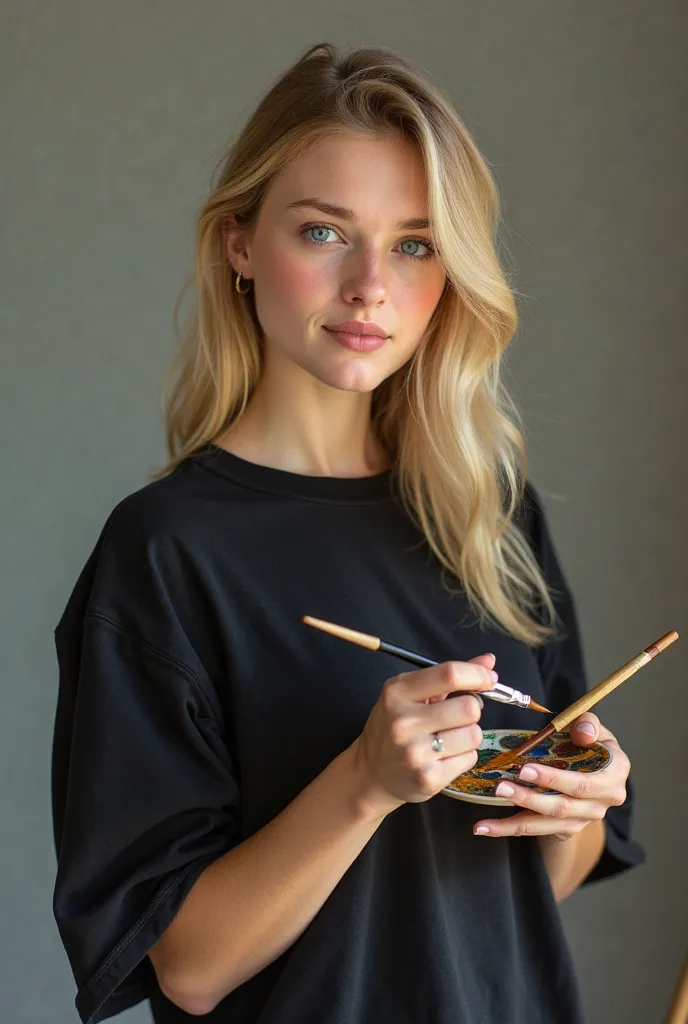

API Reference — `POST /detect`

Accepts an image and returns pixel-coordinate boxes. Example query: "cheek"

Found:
[399,276,446,322]
[259,251,326,311]
[388,276,445,347]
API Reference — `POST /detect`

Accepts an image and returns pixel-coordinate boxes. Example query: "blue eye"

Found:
[304,225,338,244]
[299,223,436,261]
[398,239,434,259]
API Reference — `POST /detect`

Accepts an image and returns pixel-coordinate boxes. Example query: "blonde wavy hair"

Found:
[153,41,559,647]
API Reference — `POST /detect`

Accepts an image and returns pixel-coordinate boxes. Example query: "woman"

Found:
[51,42,644,1024]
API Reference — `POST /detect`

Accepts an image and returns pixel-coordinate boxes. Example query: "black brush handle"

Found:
[379,641,437,668]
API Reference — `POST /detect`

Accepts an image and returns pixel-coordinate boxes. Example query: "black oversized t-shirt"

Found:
[51,443,644,1024]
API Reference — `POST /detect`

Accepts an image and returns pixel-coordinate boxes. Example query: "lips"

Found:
[322,327,388,352]
[323,320,389,338]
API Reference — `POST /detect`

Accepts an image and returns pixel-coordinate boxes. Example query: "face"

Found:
[225,131,447,393]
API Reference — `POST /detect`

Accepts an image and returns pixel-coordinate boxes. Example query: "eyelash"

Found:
[299,223,437,261]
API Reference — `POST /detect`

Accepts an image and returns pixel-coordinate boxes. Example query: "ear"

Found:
[221,214,253,281]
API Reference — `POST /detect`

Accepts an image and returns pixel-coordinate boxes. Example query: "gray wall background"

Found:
[2,3,686,1021]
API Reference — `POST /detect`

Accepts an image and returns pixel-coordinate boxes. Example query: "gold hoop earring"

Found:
[235,271,251,294]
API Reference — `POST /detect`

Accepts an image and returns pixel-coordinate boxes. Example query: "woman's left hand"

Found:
[472,713,630,842]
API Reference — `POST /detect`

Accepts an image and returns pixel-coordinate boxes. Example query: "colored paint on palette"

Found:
[442,729,612,806]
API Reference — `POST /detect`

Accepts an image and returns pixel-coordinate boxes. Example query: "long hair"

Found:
[153,42,558,647]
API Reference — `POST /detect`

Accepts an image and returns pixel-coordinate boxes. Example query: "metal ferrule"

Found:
[483,682,530,709]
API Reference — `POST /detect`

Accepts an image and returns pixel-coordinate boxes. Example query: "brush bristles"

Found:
[481,750,521,771]
[480,724,556,771]
[529,699,551,713]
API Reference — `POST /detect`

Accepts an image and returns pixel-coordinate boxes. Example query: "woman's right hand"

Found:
[350,654,497,818]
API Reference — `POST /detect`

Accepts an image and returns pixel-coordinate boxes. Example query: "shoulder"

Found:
[94,451,236,574]
[55,456,224,645]
[100,460,206,547]
[54,460,228,716]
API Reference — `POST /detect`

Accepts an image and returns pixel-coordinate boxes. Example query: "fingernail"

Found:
[474,825,491,835]
[496,783,514,798]
[489,670,499,684]
[577,722,596,736]
[520,765,538,781]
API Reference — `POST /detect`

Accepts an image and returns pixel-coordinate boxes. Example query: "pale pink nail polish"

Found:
[577,722,595,736]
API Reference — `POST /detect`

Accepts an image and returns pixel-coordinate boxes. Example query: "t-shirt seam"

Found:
[195,457,396,507]
[85,610,221,719]
[78,866,192,1001]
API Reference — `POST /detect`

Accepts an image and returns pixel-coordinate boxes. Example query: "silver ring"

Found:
[431,734,445,754]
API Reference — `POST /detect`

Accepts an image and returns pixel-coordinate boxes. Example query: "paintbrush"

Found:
[480,629,679,771]
[302,615,551,713]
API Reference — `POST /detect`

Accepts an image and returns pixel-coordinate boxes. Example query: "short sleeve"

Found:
[519,482,645,885]
[52,604,241,1023]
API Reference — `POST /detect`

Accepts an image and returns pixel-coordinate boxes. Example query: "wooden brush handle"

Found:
[302,615,380,651]
[480,630,678,773]
[551,653,651,731]
[551,630,678,731]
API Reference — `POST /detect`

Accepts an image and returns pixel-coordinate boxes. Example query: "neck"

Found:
[214,354,390,479]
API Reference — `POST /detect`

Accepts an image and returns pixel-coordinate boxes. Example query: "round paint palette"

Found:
[442,729,613,806]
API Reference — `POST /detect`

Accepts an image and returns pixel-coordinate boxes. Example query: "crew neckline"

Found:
[192,442,394,504]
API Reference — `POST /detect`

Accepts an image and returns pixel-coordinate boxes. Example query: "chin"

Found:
[311,358,387,393]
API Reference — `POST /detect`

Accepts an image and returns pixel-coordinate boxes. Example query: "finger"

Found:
[393,660,497,703]
[423,693,484,733]
[393,694,484,748]
[469,653,496,670]
[465,655,494,707]
[595,723,619,745]
[569,712,600,746]
[426,689,485,709]
[438,725,484,760]
[473,810,588,838]
[512,759,629,803]
[407,723,483,764]
[490,780,607,821]
[424,655,495,705]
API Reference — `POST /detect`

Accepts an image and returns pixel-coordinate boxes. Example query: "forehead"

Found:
[263,132,429,221]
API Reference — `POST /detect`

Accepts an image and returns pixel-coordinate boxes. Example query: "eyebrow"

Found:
[285,197,430,232]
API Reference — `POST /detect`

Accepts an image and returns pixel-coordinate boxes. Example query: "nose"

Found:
[340,250,389,307]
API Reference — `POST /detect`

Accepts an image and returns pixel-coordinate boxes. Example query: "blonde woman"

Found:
[52,43,643,1024]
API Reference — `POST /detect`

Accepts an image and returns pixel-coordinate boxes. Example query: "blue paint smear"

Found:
[529,744,553,758]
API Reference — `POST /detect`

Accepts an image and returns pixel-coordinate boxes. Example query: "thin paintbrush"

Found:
[302,615,551,713]
[480,629,679,771]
